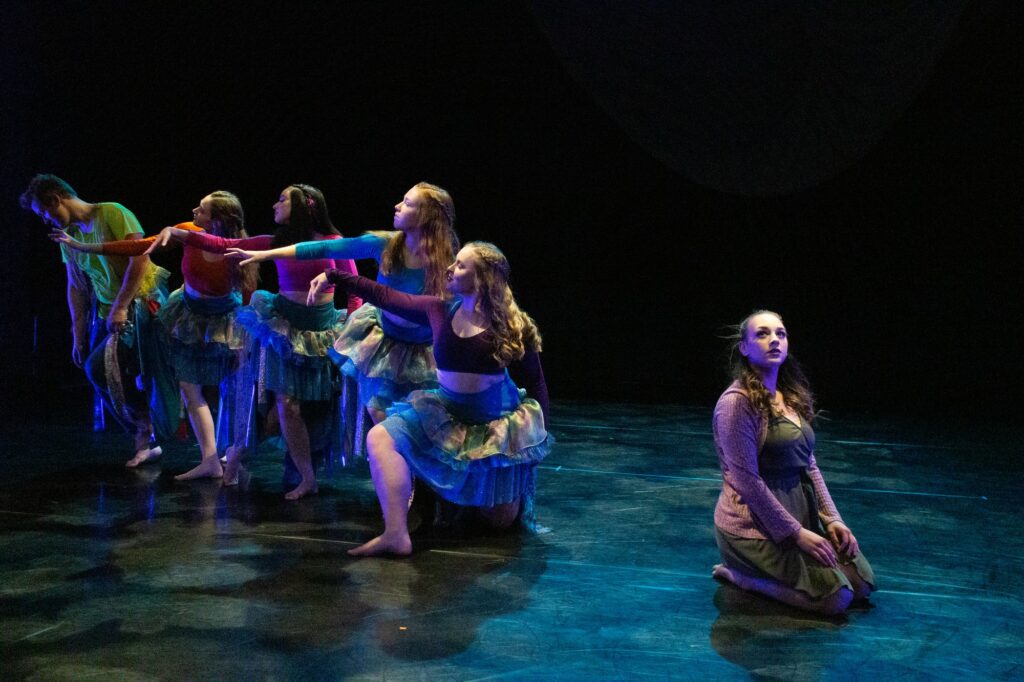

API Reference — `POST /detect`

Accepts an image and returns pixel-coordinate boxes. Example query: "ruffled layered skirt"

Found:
[157,288,244,386]
[231,290,348,462]
[381,373,553,525]
[236,290,344,402]
[329,303,437,412]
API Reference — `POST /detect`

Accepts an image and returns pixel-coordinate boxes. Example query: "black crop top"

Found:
[325,268,550,421]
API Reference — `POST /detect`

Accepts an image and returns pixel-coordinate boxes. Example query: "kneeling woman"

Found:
[712,310,875,615]
[310,241,552,556]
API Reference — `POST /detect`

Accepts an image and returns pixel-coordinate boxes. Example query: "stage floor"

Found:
[1,401,1020,680]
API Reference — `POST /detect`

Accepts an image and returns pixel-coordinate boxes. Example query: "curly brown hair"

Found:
[465,241,542,367]
[377,182,459,298]
[727,310,815,423]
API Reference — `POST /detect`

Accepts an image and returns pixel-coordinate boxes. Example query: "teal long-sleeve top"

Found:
[296,233,431,343]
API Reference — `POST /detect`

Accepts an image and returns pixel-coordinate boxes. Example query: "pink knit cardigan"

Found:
[712,382,843,543]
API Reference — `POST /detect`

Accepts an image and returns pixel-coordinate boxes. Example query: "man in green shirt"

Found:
[20,174,168,467]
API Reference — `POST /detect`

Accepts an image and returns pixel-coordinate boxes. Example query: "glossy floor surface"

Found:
[1,401,1021,680]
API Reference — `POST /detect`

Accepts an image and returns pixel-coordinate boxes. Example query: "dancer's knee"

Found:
[366,423,395,459]
[819,586,854,615]
[480,500,520,528]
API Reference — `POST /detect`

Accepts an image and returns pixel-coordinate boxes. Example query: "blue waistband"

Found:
[437,372,521,423]
[272,294,338,331]
[183,289,241,316]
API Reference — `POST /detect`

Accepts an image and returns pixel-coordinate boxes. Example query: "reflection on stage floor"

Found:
[1,400,1020,680]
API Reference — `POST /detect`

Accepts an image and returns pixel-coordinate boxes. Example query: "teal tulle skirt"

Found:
[381,373,553,526]
[235,290,344,402]
[328,303,437,412]
[157,288,244,386]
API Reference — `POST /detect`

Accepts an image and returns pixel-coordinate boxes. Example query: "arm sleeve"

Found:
[509,350,550,425]
[329,257,364,314]
[184,232,273,253]
[96,236,158,256]
[713,393,802,543]
[806,453,844,527]
[296,233,386,261]
[325,268,433,326]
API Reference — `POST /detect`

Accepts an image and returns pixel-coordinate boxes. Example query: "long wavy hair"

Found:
[271,184,341,248]
[465,241,542,367]
[205,190,258,293]
[376,181,459,298]
[726,309,815,423]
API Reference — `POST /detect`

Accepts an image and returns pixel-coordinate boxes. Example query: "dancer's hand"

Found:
[827,521,859,558]
[307,273,330,305]
[226,248,264,265]
[143,226,176,255]
[106,306,130,334]
[71,335,87,368]
[49,228,91,251]
[795,528,837,568]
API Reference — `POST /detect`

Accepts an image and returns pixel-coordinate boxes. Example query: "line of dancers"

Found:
[21,174,873,613]
[20,174,550,557]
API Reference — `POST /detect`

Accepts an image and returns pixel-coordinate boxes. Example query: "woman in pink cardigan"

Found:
[712,310,875,615]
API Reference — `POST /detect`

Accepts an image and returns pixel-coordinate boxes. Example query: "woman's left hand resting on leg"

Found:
[827,521,860,558]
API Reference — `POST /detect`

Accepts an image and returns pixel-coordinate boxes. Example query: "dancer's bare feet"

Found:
[284,479,318,501]
[347,532,412,557]
[222,446,243,486]
[126,446,162,468]
[174,457,224,481]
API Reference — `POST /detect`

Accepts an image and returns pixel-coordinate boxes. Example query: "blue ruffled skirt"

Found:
[328,303,437,411]
[157,288,244,386]
[381,373,552,522]
[235,290,344,402]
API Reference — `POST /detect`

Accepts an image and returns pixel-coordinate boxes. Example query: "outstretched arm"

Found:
[322,268,433,325]
[241,232,388,265]
[52,228,157,256]
[228,244,297,265]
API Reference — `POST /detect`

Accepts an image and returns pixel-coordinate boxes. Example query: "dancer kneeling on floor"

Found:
[711,310,875,615]
[310,241,552,556]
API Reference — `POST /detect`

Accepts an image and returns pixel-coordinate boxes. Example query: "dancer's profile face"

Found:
[446,246,478,296]
[32,197,70,229]
[192,196,214,229]
[273,188,292,225]
[740,312,789,369]
[393,188,422,232]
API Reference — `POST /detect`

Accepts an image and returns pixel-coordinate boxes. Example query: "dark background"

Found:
[1,1,1020,423]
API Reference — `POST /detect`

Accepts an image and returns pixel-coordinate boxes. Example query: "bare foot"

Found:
[347,533,412,557]
[126,446,162,468]
[174,458,224,481]
[284,479,318,501]
[222,446,243,486]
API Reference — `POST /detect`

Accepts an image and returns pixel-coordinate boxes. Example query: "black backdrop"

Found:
[1,1,1020,422]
